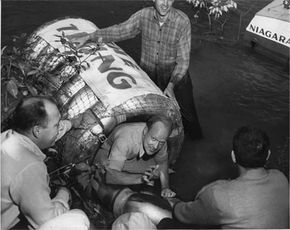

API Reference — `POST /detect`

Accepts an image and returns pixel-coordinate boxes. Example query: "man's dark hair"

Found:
[11,96,57,133]
[146,115,173,133]
[232,126,270,168]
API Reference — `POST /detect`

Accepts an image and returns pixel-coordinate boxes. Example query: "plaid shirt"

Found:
[93,6,191,87]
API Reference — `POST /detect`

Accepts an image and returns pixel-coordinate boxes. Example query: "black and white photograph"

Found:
[1,0,289,229]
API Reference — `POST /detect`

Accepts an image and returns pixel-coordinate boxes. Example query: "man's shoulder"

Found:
[1,130,43,165]
[196,179,231,198]
[268,168,287,176]
[138,7,154,18]
[171,8,190,23]
[141,6,154,14]
[1,129,13,143]
[115,122,145,133]
[111,122,145,143]
[1,130,23,153]
[268,169,288,183]
[202,179,230,190]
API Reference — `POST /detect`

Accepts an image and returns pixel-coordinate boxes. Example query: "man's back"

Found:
[208,169,289,228]
[174,168,288,229]
[1,129,46,229]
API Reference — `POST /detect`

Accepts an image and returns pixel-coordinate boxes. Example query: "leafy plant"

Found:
[55,31,103,73]
[186,0,237,33]
[2,34,52,99]
[1,32,102,101]
[2,34,46,115]
[1,31,103,122]
[283,0,290,9]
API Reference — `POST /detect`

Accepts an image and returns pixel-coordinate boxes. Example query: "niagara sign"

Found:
[246,15,290,48]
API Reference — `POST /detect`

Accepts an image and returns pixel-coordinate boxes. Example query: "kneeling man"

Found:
[1,96,89,229]
[95,115,176,198]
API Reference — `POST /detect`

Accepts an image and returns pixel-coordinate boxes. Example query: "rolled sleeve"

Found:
[107,138,129,171]
[108,158,127,171]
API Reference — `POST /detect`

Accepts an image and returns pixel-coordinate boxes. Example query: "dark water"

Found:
[2,1,289,200]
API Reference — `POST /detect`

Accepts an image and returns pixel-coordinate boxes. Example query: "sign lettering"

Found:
[54,21,142,90]
[107,72,137,89]
[57,24,78,32]
[247,16,290,48]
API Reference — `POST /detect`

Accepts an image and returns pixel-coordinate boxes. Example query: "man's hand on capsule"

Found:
[66,32,91,48]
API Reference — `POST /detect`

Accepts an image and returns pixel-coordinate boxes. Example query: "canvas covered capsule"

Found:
[25,17,184,165]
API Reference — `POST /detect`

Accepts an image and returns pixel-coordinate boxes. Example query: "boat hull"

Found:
[244,0,290,61]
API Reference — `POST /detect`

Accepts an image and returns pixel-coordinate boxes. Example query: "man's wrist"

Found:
[161,183,169,190]
[170,74,184,86]
[167,82,175,89]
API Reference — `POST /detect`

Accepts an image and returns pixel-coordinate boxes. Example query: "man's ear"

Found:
[143,126,148,136]
[32,125,41,139]
[266,150,271,161]
[231,150,237,163]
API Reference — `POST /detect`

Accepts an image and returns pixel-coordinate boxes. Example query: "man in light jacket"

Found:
[1,96,90,230]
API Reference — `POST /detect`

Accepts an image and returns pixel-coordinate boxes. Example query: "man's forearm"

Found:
[159,163,169,189]
[88,30,105,42]
[89,10,141,43]
[87,29,115,43]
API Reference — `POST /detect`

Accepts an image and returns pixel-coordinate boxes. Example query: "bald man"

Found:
[1,96,89,230]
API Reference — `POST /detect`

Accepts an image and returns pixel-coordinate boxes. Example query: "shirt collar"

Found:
[11,129,46,161]
[239,168,269,180]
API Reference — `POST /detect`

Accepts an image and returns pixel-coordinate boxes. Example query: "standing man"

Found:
[68,0,203,139]
[166,126,289,229]
[94,116,176,198]
[1,96,89,229]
